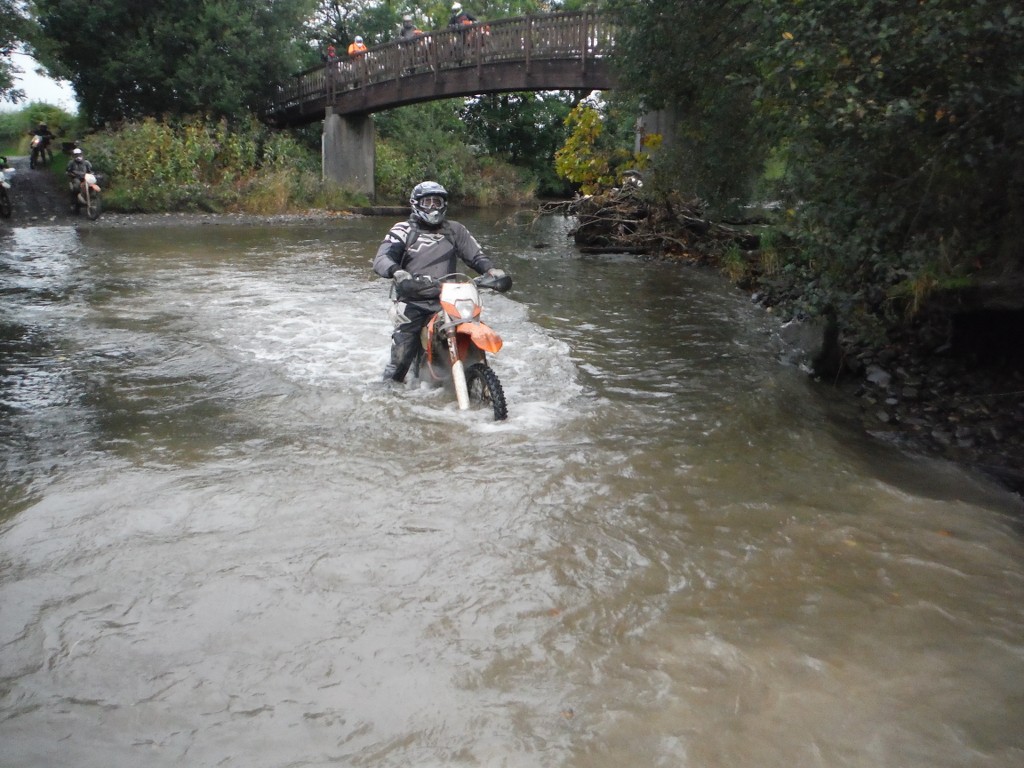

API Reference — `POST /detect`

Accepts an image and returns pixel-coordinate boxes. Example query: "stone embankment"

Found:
[852,344,1023,496]
[775,312,1024,498]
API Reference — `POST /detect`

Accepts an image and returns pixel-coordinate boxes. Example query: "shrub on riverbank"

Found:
[76,113,537,213]
[81,116,368,213]
[373,100,537,206]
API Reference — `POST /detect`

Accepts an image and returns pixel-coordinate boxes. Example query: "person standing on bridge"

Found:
[448,2,478,27]
[400,15,423,40]
[399,15,426,74]
[448,2,479,61]
[324,43,339,82]
[348,35,367,56]
[347,35,368,86]
[372,181,507,384]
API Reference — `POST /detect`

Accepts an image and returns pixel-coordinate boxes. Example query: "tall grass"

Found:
[81,115,369,213]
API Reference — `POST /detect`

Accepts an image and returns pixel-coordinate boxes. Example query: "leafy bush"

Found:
[80,115,357,213]
[610,0,1024,345]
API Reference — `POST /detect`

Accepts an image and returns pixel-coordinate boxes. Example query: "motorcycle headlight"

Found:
[455,299,476,321]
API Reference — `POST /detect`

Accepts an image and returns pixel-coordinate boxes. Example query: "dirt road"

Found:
[2,153,80,226]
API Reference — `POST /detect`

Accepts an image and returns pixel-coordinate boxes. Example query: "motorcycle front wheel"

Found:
[86,191,101,220]
[466,362,508,421]
[0,187,10,218]
[29,151,37,169]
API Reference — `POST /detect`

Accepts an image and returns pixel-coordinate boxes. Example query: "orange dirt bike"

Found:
[70,172,102,220]
[394,271,513,420]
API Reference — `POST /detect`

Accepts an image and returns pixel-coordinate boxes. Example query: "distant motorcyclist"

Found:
[29,122,56,143]
[65,147,94,208]
[28,122,57,163]
[372,181,506,383]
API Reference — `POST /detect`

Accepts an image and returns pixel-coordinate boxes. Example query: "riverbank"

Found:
[835,335,1023,499]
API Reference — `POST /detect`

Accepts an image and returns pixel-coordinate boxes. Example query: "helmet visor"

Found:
[418,195,446,211]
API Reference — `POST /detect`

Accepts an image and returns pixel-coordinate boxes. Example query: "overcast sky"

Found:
[2,52,79,113]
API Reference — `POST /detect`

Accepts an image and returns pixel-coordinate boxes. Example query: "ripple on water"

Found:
[1,220,1022,768]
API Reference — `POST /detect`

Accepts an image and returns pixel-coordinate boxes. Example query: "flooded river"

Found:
[2,211,1022,767]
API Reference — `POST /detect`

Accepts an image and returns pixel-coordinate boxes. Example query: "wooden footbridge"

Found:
[258,11,617,198]
[261,11,616,127]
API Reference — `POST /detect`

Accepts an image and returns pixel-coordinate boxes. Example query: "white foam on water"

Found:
[154,259,591,434]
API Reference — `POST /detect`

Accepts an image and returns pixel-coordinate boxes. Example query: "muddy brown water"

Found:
[1,207,1022,767]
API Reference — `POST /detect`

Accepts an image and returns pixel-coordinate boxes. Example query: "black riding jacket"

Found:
[373,218,494,282]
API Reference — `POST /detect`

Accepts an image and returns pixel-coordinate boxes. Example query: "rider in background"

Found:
[29,122,56,141]
[372,181,506,383]
[28,122,57,160]
[65,147,93,209]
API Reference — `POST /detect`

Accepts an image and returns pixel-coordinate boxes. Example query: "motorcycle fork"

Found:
[423,317,477,380]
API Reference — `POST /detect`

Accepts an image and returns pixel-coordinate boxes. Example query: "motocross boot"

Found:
[382,330,420,383]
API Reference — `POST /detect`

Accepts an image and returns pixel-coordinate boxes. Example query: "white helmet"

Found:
[355,35,363,43]
[72,148,83,156]
[410,181,448,227]
[452,2,462,12]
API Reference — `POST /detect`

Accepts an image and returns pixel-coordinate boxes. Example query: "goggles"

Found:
[417,195,446,211]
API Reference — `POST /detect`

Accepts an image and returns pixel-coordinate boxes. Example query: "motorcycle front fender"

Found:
[456,321,503,354]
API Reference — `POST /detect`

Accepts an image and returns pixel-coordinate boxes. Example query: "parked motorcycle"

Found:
[398,271,513,420]
[71,172,102,220]
[29,135,52,169]
[0,157,13,218]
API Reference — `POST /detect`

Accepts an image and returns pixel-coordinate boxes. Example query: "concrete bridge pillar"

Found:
[323,107,375,200]
[634,106,680,188]
[635,106,679,158]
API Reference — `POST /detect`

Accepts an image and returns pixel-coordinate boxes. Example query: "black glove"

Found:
[395,273,440,300]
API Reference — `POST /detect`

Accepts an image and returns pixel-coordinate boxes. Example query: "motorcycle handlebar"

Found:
[394,272,512,298]
[473,273,513,293]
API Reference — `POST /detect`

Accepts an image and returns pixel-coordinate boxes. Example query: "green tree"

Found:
[756,0,1024,304]
[1,0,36,105]
[610,0,1024,329]
[29,0,318,125]
[554,99,641,194]
[606,0,772,209]
[460,91,581,196]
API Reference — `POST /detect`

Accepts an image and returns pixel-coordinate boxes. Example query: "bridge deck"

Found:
[262,11,616,126]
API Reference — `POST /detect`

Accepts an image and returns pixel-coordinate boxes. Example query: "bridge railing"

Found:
[264,11,614,118]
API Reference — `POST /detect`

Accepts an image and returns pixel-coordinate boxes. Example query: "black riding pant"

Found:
[384,300,437,382]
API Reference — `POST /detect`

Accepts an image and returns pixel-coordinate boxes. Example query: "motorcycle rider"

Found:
[28,122,57,162]
[65,147,94,209]
[373,181,506,383]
